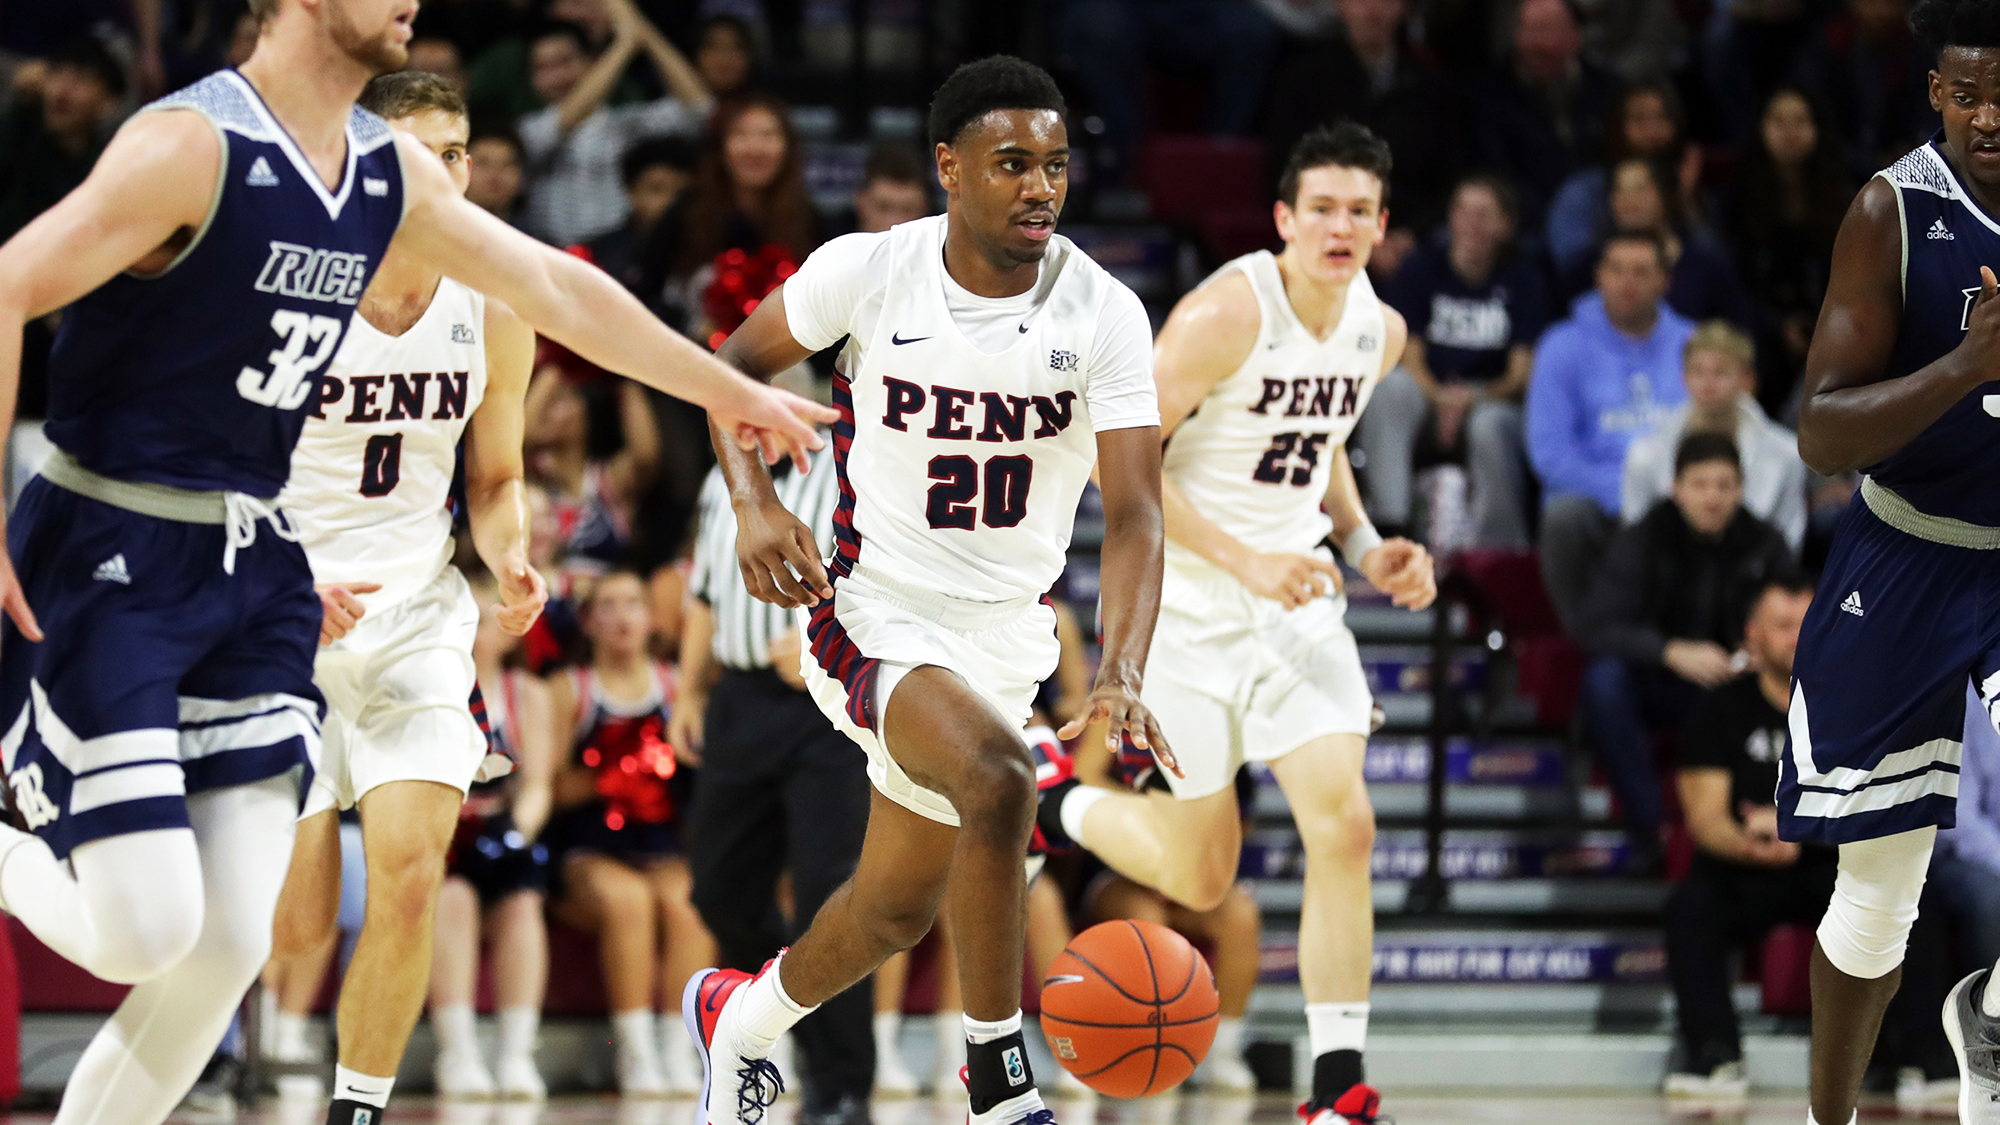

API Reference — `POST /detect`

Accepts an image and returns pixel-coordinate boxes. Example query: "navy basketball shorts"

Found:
[1779,497,2000,845]
[0,479,324,859]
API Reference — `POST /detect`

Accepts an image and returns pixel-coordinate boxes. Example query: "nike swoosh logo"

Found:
[891,332,931,345]
[1045,974,1086,986]
[1018,323,1030,333]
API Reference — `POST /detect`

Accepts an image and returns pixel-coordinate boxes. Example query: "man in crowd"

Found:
[1363,173,1547,549]
[585,136,695,301]
[1662,576,1831,1101]
[1575,433,1793,870]
[0,39,124,243]
[1472,0,1621,223]
[846,143,931,236]
[1623,320,1808,553]
[1526,230,1694,634]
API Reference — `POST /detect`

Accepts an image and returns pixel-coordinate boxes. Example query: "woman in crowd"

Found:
[1723,87,1851,416]
[465,129,527,228]
[546,570,716,1096]
[524,370,660,581]
[1545,80,1700,279]
[1594,156,1752,331]
[430,571,559,1099]
[692,15,761,109]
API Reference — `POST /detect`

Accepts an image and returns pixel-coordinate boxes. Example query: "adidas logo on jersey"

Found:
[92,554,130,585]
[1929,218,1955,240]
[1841,591,1864,617]
[245,155,280,187]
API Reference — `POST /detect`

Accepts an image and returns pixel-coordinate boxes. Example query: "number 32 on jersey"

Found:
[238,309,343,410]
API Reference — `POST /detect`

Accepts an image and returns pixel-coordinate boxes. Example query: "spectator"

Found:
[1791,0,1934,181]
[584,136,696,300]
[1527,230,1695,635]
[651,93,823,329]
[1661,576,1830,1100]
[466,128,528,226]
[429,571,557,1099]
[1623,321,1808,553]
[847,143,932,236]
[1576,434,1795,866]
[222,10,260,68]
[466,0,625,125]
[1057,0,1282,184]
[524,371,660,578]
[693,15,762,109]
[1590,156,1754,331]
[676,442,878,1123]
[405,35,467,91]
[1262,0,1461,268]
[546,570,716,1096]
[517,481,588,676]
[1724,87,1851,414]
[517,0,712,246]
[1472,0,1622,226]
[1363,173,1547,549]
[1544,80,1700,281]
[0,40,124,243]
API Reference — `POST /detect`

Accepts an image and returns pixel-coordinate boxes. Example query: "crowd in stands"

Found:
[3,0,1996,1112]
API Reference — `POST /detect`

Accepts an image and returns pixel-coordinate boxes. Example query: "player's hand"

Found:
[713,378,837,474]
[1232,551,1340,609]
[1058,680,1180,779]
[767,627,808,691]
[315,582,382,645]
[736,498,833,609]
[1360,538,1437,610]
[1663,639,1736,687]
[668,691,705,767]
[494,558,548,636]
[0,549,42,644]
[1964,265,2000,377]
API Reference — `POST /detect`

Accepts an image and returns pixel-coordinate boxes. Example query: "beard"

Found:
[327,0,408,75]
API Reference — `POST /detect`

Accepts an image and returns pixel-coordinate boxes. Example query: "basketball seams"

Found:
[1065,1041,1200,1080]
[1055,947,1159,1008]
[1127,920,1166,1096]
[1041,920,1219,1097]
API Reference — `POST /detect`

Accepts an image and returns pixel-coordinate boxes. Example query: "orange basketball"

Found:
[1038,920,1219,1098]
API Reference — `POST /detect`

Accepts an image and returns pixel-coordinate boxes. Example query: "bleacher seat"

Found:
[1455,549,1584,728]
[1138,135,1264,227]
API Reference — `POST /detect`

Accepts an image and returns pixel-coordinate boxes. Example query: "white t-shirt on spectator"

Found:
[518,98,703,246]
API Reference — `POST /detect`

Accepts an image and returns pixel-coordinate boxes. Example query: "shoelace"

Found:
[733,1057,786,1125]
[222,492,300,575]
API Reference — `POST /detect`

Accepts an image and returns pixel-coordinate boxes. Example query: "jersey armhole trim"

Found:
[1880,171,1910,305]
[394,136,415,229]
[124,106,226,281]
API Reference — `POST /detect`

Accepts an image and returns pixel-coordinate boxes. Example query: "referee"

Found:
[674,436,874,1125]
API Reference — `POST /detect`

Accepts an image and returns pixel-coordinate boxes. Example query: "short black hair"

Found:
[1674,431,1742,478]
[469,127,524,158]
[1453,171,1519,223]
[1278,121,1393,209]
[863,143,929,189]
[621,136,694,187]
[1757,573,1816,602]
[1911,0,2000,60]
[927,56,1067,148]
[532,20,593,57]
[52,37,126,99]
[1599,227,1670,270]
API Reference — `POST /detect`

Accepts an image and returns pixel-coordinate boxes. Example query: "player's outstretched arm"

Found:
[465,297,548,636]
[387,132,834,468]
[1329,307,1434,610]
[1797,178,2000,473]
[1060,424,1179,777]
[707,285,835,610]
[1152,270,1339,609]
[0,108,223,640]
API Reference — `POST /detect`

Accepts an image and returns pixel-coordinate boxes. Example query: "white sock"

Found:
[1306,1001,1369,1057]
[613,1008,656,1049]
[1212,1016,1246,1060]
[962,1010,1021,1044]
[498,1006,539,1061]
[1984,961,2000,1019]
[660,1013,701,1081]
[935,1009,970,1077]
[432,1003,478,1056]
[1810,1112,1859,1125]
[875,1011,904,1056]
[738,957,815,1049]
[1059,786,1109,844]
[333,1064,395,1108]
[273,1010,311,1061]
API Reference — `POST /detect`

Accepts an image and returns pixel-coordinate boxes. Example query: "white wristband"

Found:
[1341,525,1385,569]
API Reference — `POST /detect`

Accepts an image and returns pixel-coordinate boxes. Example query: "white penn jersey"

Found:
[781,214,1159,601]
[279,277,488,607]
[1163,250,1387,566]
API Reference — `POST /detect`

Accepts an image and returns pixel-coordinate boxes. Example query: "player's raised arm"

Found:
[385,131,833,467]
[0,108,222,639]
[1796,178,1997,473]
[464,297,548,636]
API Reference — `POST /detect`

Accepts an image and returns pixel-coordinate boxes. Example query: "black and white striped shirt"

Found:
[688,442,841,670]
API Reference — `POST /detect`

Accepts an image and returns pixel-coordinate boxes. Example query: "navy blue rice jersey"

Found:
[1867,136,2000,524]
[44,69,405,497]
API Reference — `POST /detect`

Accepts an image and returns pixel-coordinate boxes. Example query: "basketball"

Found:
[1038,920,1220,1098]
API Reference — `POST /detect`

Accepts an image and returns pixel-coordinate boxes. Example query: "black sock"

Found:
[966,1030,1035,1115]
[325,1100,384,1125]
[1311,1049,1365,1108]
[1036,777,1079,845]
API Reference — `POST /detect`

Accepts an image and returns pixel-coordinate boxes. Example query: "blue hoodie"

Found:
[1525,293,1694,514]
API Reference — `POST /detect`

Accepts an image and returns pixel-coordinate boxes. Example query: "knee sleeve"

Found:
[1817,826,1936,979]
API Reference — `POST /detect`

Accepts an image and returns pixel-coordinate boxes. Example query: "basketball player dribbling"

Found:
[0,0,828,1120]
[681,56,1172,1125]
[1039,122,1435,1125]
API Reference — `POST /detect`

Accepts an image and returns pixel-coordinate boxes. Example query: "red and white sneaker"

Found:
[683,962,785,1125]
[1299,1083,1391,1124]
